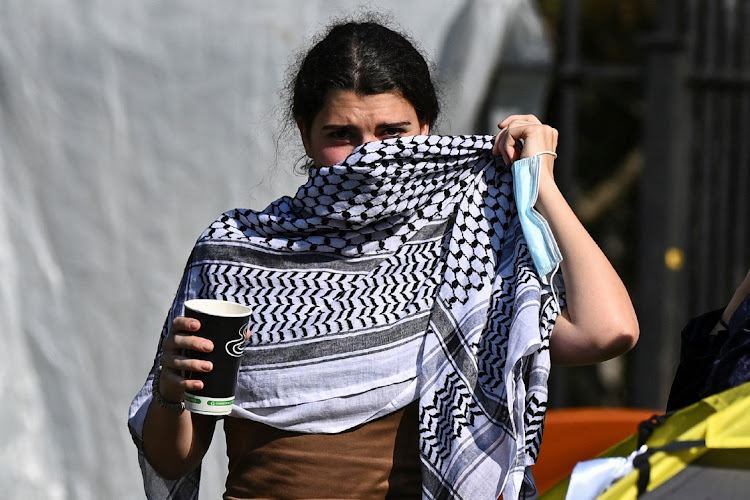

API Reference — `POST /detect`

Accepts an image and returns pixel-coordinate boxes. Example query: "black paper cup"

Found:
[182,299,251,415]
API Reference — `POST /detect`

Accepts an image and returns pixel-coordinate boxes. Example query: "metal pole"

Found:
[736,0,750,275]
[631,0,691,409]
[557,0,580,199]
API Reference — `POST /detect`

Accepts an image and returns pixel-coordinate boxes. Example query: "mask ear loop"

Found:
[546,261,561,313]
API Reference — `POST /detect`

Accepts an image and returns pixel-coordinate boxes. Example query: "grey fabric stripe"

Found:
[240,310,431,368]
[191,217,450,272]
[128,135,559,500]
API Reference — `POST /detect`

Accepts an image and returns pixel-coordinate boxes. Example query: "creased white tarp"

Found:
[0,1,550,498]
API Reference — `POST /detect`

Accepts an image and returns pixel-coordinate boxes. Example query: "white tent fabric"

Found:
[0,0,551,498]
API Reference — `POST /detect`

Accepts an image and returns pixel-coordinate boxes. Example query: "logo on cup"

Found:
[225,322,248,357]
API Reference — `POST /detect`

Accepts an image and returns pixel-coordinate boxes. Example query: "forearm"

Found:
[492,115,639,364]
[722,268,750,324]
[142,400,216,479]
[536,172,639,365]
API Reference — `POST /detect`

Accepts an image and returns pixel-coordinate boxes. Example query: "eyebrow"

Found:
[320,121,413,131]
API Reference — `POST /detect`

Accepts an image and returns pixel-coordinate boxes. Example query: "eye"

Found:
[328,129,350,141]
[381,127,406,138]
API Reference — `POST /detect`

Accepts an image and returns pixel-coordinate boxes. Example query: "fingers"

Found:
[163,317,214,354]
[497,114,542,129]
[158,316,216,394]
[157,314,254,397]
[493,115,558,163]
[158,362,206,395]
[160,348,214,376]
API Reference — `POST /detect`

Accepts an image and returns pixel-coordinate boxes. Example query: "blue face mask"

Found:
[511,155,563,286]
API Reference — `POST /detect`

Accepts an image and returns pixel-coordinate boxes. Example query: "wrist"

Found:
[534,171,561,218]
[152,366,185,412]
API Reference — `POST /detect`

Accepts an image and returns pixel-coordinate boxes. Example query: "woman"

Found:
[129,18,638,500]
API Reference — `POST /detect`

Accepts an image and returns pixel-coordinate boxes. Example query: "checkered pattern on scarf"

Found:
[128,135,559,500]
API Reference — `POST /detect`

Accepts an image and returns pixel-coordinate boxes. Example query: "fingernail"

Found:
[189,320,199,329]
[204,362,213,371]
[202,341,213,351]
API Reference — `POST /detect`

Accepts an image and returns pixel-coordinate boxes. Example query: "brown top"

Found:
[223,402,421,500]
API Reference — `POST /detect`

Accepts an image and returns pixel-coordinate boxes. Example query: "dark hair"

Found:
[289,18,440,133]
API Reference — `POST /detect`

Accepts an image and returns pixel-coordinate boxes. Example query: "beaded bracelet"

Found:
[152,366,185,412]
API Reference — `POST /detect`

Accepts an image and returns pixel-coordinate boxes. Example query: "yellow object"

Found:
[541,381,750,499]
[664,246,685,271]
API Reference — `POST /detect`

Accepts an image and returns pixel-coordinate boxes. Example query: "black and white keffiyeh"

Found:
[128,135,561,500]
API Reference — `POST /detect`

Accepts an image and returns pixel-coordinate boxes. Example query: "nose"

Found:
[362,133,378,144]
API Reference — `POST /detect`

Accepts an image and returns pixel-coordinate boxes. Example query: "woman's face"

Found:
[299,90,430,166]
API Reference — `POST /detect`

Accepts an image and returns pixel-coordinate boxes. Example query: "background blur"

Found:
[0,0,747,499]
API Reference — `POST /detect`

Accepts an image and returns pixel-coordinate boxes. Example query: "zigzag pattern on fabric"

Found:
[128,135,559,500]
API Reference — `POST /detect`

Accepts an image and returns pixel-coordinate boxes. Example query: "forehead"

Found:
[314,90,417,125]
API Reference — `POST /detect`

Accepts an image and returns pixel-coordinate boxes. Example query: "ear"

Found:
[297,119,312,157]
[419,121,430,136]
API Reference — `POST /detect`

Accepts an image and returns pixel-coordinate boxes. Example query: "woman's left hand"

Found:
[492,114,560,216]
[492,114,559,171]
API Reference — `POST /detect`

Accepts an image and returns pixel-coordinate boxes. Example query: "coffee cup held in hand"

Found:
[182,299,252,415]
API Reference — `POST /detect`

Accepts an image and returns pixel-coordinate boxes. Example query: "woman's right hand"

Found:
[157,317,215,403]
[144,316,222,478]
